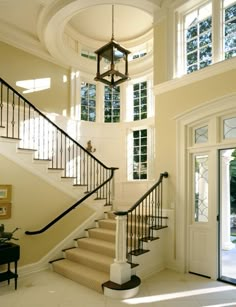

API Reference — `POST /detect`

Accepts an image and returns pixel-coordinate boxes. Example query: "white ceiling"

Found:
[69,5,153,43]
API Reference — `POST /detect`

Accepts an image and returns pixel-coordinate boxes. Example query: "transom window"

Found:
[104,86,120,123]
[194,125,208,144]
[184,2,212,74]
[223,117,236,139]
[133,129,148,180]
[133,81,147,121]
[81,83,96,122]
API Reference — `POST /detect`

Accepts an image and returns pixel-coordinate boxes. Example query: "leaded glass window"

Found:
[224,0,236,59]
[81,83,96,122]
[104,86,120,123]
[223,117,236,139]
[194,155,209,222]
[133,129,147,180]
[184,2,212,74]
[195,126,208,144]
[133,82,147,121]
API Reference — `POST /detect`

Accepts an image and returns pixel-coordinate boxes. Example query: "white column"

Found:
[221,151,234,250]
[110,213,131,284]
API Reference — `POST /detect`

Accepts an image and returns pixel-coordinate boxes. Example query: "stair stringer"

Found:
[18,200,111,277]
[0,137,85,199]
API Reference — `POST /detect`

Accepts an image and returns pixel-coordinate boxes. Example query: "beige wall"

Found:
[0,42,70,115]
[153,19,236,207]
[0,154,93,266]
[155,69,236,207]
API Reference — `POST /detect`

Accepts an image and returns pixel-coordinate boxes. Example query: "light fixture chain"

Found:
[112,4,114,40]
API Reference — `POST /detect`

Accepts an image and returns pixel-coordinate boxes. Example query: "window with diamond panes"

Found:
[224,0,236,59]
[184,2,212,74]
[104,86,120,123]
[81,83,96,122]
[194,154,209,222]
[195,126,208,144]
[133,129,147,180]
[133,82,147,121]
[223,117,236,139]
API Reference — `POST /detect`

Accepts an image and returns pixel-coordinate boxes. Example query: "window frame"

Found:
[104,85,120,123]
[80,82,96,122]
[174,0,236,78]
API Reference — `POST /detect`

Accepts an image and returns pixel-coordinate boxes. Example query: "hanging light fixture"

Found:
[94,5,131,87]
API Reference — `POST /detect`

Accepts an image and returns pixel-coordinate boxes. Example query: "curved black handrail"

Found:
[0,77,109,169]
[25,168,118,235]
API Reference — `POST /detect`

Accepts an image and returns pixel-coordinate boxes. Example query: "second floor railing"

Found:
[0,77,117,233]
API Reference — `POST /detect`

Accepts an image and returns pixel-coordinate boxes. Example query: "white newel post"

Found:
[110,213,131,284]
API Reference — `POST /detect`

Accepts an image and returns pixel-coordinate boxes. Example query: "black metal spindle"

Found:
[6,87,9,137]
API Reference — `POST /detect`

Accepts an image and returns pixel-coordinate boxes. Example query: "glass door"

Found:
[219,148,236,284]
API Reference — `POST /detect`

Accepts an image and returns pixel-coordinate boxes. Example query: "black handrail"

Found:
[0,77,118,234]
[115,172,168,263]
[25,168,118,235]
[0,77,108,168]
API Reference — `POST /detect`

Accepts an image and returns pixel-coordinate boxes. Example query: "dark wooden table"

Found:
[0,242,20,290]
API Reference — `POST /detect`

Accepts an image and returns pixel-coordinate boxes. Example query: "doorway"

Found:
[219,148,236,284]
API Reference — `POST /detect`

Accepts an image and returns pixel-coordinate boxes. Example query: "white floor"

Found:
[1,269,236,307]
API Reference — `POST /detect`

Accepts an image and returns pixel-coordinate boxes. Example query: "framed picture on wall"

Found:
[0,203,11,219]
[0,185,12,203]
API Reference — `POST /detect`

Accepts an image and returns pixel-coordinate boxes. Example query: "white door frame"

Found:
[175,92,236,278]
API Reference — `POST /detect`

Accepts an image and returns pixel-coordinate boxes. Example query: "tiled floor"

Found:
[1,269,236,307]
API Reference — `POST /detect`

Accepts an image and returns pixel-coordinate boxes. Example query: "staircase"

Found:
[50,212,116,293]
[0,77,169,298]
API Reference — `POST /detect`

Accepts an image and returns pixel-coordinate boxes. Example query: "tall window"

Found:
[133,81,147,121]
[224,0,236,59]
[81,83,96,122]
[104,86,120,123]
[184,2,212,74]
[133,129,147,180]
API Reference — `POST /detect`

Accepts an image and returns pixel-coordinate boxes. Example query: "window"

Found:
[194,125,208,144]
[81,83,96,122]
[184,2,212,74]
[194,154,209,222]
[133,81,147,121]
[130,50,147,60]
[223,117,236,139]
[175,0,236,77]
[224,0,236,59]
[133,129,147,180]
[104,86,120,122]
[81,50,96,61]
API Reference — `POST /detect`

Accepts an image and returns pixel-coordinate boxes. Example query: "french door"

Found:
[188,150,217,278]
[219,148,236,284]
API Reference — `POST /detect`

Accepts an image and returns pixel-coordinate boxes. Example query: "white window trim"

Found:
[127,125,155,181]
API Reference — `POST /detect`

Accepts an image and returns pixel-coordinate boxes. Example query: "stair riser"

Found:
[88,229,115,242]
[98,220,116,230]
[77,240,115,258]
[52,263,105,293]
[65,252,111,273]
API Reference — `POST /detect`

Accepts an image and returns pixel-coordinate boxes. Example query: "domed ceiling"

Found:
[0,0,174,67]
[69,5,153,43]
